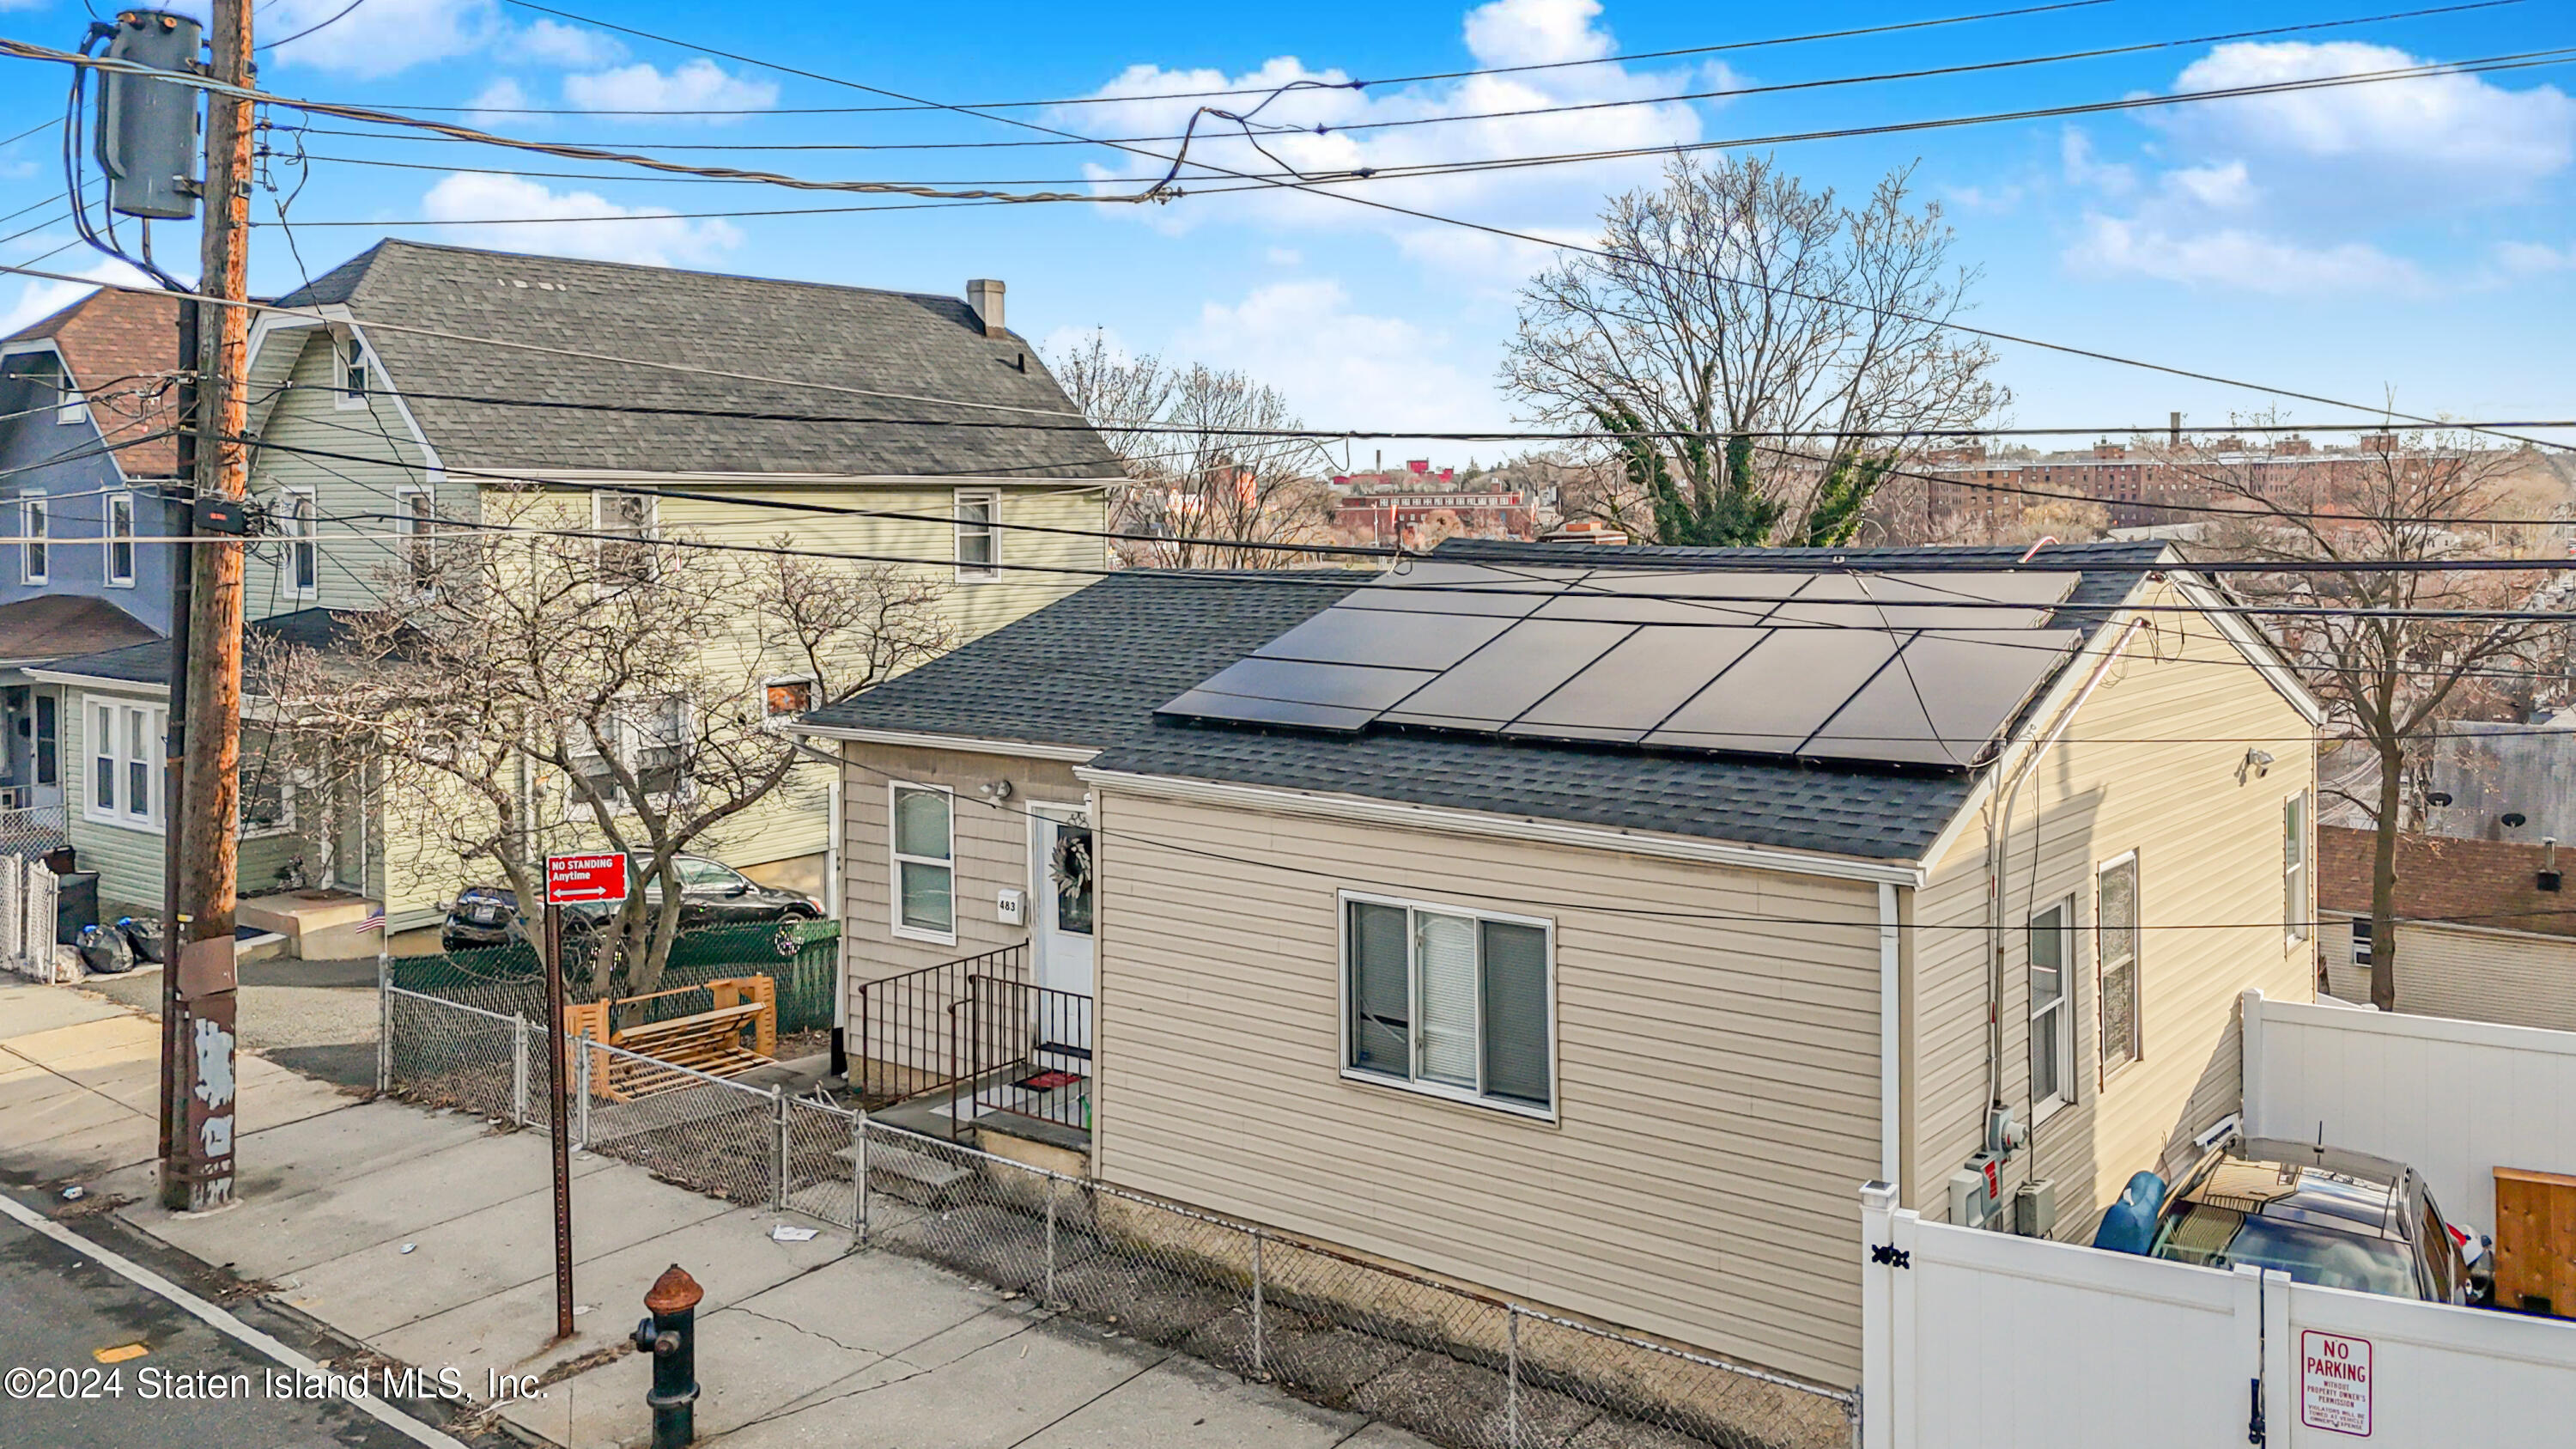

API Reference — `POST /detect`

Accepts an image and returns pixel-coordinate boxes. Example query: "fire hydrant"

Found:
[634,1264,704,1449]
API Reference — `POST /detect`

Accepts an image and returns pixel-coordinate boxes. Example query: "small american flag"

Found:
[357,905,386,935]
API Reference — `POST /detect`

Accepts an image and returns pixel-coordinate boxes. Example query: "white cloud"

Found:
[259,0,496,77]
[464,77,533,127]
[562,59,780,120]
[420,174,743,267]
[2068,215,2425,295]
[2161,42,2574,195]
[2162,161,2256,210]
[514,19,625,68]
[1170,278,1503,436]
[0,258,155,337]
[1264,247,1303,266]
[1054,0,1699,256]
[1461,0,1614,68]
[2059,128,2136,195]
[2494,240,2574,273]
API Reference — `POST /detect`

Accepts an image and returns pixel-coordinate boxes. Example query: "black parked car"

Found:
[440,855,823,952]
[2148,1136,2493,1306]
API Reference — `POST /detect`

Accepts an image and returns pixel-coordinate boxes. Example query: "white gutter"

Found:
[791,721,1098,764]
[1080,767,1927,887]
[1879,880,1903,1189]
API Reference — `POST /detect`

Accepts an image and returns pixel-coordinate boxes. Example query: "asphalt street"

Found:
[0,1196,458,1449]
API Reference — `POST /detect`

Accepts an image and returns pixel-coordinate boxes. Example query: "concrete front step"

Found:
[837,1137,974,1203]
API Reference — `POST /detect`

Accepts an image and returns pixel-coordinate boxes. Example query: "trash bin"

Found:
[52,868,99,946]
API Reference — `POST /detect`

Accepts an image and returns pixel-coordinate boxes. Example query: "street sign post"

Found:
[542,852,628,1338]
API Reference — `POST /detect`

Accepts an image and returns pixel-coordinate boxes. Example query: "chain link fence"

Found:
[383,987,1858,1449]
[391,919,839,1033]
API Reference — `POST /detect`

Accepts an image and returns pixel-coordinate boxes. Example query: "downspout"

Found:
[1984,620,2145,1134]
[1878,881,1901,1189]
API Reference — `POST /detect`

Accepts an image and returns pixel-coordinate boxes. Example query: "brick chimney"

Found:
[966,279,1006,337]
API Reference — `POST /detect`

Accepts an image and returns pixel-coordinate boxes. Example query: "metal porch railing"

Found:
[849,942,1028,1105]
[951,972,1092,1136]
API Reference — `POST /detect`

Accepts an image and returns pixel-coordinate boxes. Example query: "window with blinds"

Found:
[1344,895,1552,1114]
[2098,854,2141,1071]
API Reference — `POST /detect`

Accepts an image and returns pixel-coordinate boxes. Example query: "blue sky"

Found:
[3,0,2570,454]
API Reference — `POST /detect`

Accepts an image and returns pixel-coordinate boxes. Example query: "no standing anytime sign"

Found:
[545,853,630,906]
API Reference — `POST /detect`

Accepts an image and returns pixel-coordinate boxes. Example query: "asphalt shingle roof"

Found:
[805,539,2175,861]
[35,608,376,691]
[272,240,1121,480]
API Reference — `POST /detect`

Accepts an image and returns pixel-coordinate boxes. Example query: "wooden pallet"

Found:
[562,979,781,1102]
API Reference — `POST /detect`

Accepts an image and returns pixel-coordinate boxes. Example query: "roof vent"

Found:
[967,279,1006,338]
[2544,837,2563,894]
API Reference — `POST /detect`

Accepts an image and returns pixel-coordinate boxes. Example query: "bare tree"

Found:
[1504,154,2005,546]
[255,490,950,997]
[2174,426,2553,1010]
[1048,331,1336,568]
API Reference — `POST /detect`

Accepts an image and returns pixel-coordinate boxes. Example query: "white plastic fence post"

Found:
[1506,1303,1522,1449]
[512,1014,531,1125]
[1859,1181,1899,1449]
[376,965,392,1093]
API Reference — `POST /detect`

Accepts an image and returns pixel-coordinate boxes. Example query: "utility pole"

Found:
[159,297,196,1199]
[167,0,253,1215]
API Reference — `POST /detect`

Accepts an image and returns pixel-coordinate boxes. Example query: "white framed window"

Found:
[569,693,693,807]
[240,736,296,838]
[1341,891,1554,1118]
[27,352,82,424]
[2097,852,2142,1075]
[593,490,658,588]
[333,330,372,408]
[21,491,46,584]
[2028,897,2075,1120]
[762,677,813,721]
[33,693,56,788]
[890,782,955,942]
[954,490,999,581]
[2351,916,2373,969]
[84,697,166,831]
[105,491,136,588]
[394,484,436,588]
[2282,790,2310,945]
[276,486,318,597]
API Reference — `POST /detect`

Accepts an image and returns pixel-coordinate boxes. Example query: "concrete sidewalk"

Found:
[0,984,1423,1449]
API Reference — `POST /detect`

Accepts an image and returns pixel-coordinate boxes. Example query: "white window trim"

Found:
[2097,849,2142,1079]
[592,489,659,590]
[2283,788,2312,949]
[762,675,815,727]
[276,486,319,598]
[954,489,999,582]
[104,491,136,588]
[1335,887,1559,1124]
[240,757,298,839]
[2028,895,2076,1125]
[82,695,166,832]
[21,491,46,585]
[565,693,696,813]
[394,484,436,587]
[332,328,373,410]
[888,780,957,946]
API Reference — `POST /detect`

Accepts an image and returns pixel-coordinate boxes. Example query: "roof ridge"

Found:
[346,238,990,312]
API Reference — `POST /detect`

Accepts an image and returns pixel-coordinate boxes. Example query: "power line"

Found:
[238,4,2576,454]
[361,0,2123,115]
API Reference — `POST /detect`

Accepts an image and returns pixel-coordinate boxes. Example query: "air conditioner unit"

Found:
[0,787,27,811]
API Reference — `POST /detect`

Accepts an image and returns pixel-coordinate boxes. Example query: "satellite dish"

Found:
[2427,791,2454,807]
[2505,812,2529,829]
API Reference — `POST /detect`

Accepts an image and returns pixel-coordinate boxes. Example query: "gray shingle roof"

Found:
[802,540,2173,861]
[33,608,376,691]
[272,240,1121,480]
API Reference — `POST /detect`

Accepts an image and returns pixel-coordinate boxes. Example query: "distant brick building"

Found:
[1331,459,1534,543]
[1916,439,2410,530]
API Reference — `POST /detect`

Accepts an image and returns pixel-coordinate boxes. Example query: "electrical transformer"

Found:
[96,9,202,221]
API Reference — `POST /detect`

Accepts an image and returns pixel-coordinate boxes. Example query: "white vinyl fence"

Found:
[1861,1186,2576,1448]
[0,856,62,983]
[2242,989,2576,1236]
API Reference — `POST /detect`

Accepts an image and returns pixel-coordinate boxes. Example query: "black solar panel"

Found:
[1157,566,2087,769]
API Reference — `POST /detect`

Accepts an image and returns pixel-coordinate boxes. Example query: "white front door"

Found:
[1030,807,1095,1060]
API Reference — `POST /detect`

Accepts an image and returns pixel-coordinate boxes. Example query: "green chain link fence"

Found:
[389,917,840,1032]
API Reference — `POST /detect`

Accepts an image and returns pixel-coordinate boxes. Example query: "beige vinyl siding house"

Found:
[1089,786,1886,1386]
[800,541,2325,1397]
[1905,576,2320,1225]
[2317,825,2576,1031]
[216,240,1121,932]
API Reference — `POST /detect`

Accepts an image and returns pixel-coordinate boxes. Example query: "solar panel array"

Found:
[1157,563,2086,768]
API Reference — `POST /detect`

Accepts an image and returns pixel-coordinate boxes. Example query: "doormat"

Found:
[1017,1070,1082,1091]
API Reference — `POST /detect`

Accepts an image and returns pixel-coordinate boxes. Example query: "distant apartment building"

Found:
[1331,458,1535,543]
[1917,436,2409,529]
